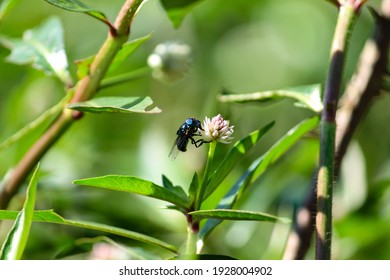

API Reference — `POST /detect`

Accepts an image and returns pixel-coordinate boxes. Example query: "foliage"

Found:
[0,164,39,259]
[0,0,388,260]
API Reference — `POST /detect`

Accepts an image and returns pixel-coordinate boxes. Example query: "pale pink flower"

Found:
[203,114,234,144]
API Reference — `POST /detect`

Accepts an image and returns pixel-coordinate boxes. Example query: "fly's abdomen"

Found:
[177,137,189,152]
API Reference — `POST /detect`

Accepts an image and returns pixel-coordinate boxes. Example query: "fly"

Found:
[169,117,209,159]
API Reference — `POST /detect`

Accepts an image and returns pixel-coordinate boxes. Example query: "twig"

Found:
[0,0,145,209]
[283,0,390,259]
[316,1,360,260]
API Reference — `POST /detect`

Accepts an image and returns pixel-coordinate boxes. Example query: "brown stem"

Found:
[0,0,144,210]
[0,110,73,209]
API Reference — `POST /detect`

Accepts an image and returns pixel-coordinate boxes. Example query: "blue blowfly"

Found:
[169,118,209,159]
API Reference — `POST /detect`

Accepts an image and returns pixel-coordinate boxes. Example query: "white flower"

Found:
[203,114,234,144]
[147,41,191,82]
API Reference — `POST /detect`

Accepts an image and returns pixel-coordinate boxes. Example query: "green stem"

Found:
[195,141,217,210]
[99,67,151,89]
[185,217,199,256]
[0,0,145,210]
[0,109,74,209]
[316,2,361,260]
[0,93,72,152]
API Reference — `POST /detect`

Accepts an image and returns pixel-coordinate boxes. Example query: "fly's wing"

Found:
[168,136,188,160]
[169,138,180,160]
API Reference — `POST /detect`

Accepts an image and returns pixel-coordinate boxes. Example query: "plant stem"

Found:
[186,141,217,255]
[0,109,74,209]
[284,0,390,260]
[0,94,72,152]
[185,214,199,256]
[195,141,217,210]
[316,2,360,260]
[0,0,145,210]
[99,67,151,89]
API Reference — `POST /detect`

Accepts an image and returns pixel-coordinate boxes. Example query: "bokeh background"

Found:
[0,0,389,259]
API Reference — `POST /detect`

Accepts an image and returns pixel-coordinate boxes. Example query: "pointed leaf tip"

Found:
[0,163,40,260]
[160,0,205,28]
[74,175,189,209]
[190,209,291,223]
[44,0,112,29]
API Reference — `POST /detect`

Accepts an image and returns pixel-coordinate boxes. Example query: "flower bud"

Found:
[147,41,191,83]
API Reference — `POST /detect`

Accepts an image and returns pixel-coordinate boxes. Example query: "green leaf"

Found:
[250,116,320,183]
[172,254,236,260]
[188,172,199,206]
[75,34,152,80]
[43,0,112,28]
[161,175,188,204]
[73,175,189,208]
[68,96,161,114]
[199,116,320,240]
[190,209,290,223]
[0,16,72,85]
[199,171,253,240]
[219,84,323,113]
[160,0,205,28]
[0,209,177,253]
[99,67,151,90]
[162,174,174,190]
[0,0,21,22]
[203,121,275,200]
[74,56,94,80]
[108,34,152,73]
[0,93,72,152]
[0,163,40,260]
[54,236,162,260]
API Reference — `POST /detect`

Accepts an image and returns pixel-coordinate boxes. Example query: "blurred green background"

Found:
[1,0,389,259]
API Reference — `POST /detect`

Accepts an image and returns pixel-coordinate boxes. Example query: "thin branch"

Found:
[283,0,390,259]
[316,1,359,260]
[0,0,145,210]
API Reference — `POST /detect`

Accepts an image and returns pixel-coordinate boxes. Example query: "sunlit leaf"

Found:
[43,0,112,28]
[219,84,323,113]
[202,121,274,201]
[0,209,177,254]
[74,56,93,80]
[75,34,152,80]
[0,16,72,85]
[190,209,290,223]
[68,96,161,114]
[200,116,319,240]
[159,0,205,28]
[73,175,189,208]
[0,164,40,260]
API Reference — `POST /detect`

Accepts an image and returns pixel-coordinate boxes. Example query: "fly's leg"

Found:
[190,137,210,148]
[194,139,210,148]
